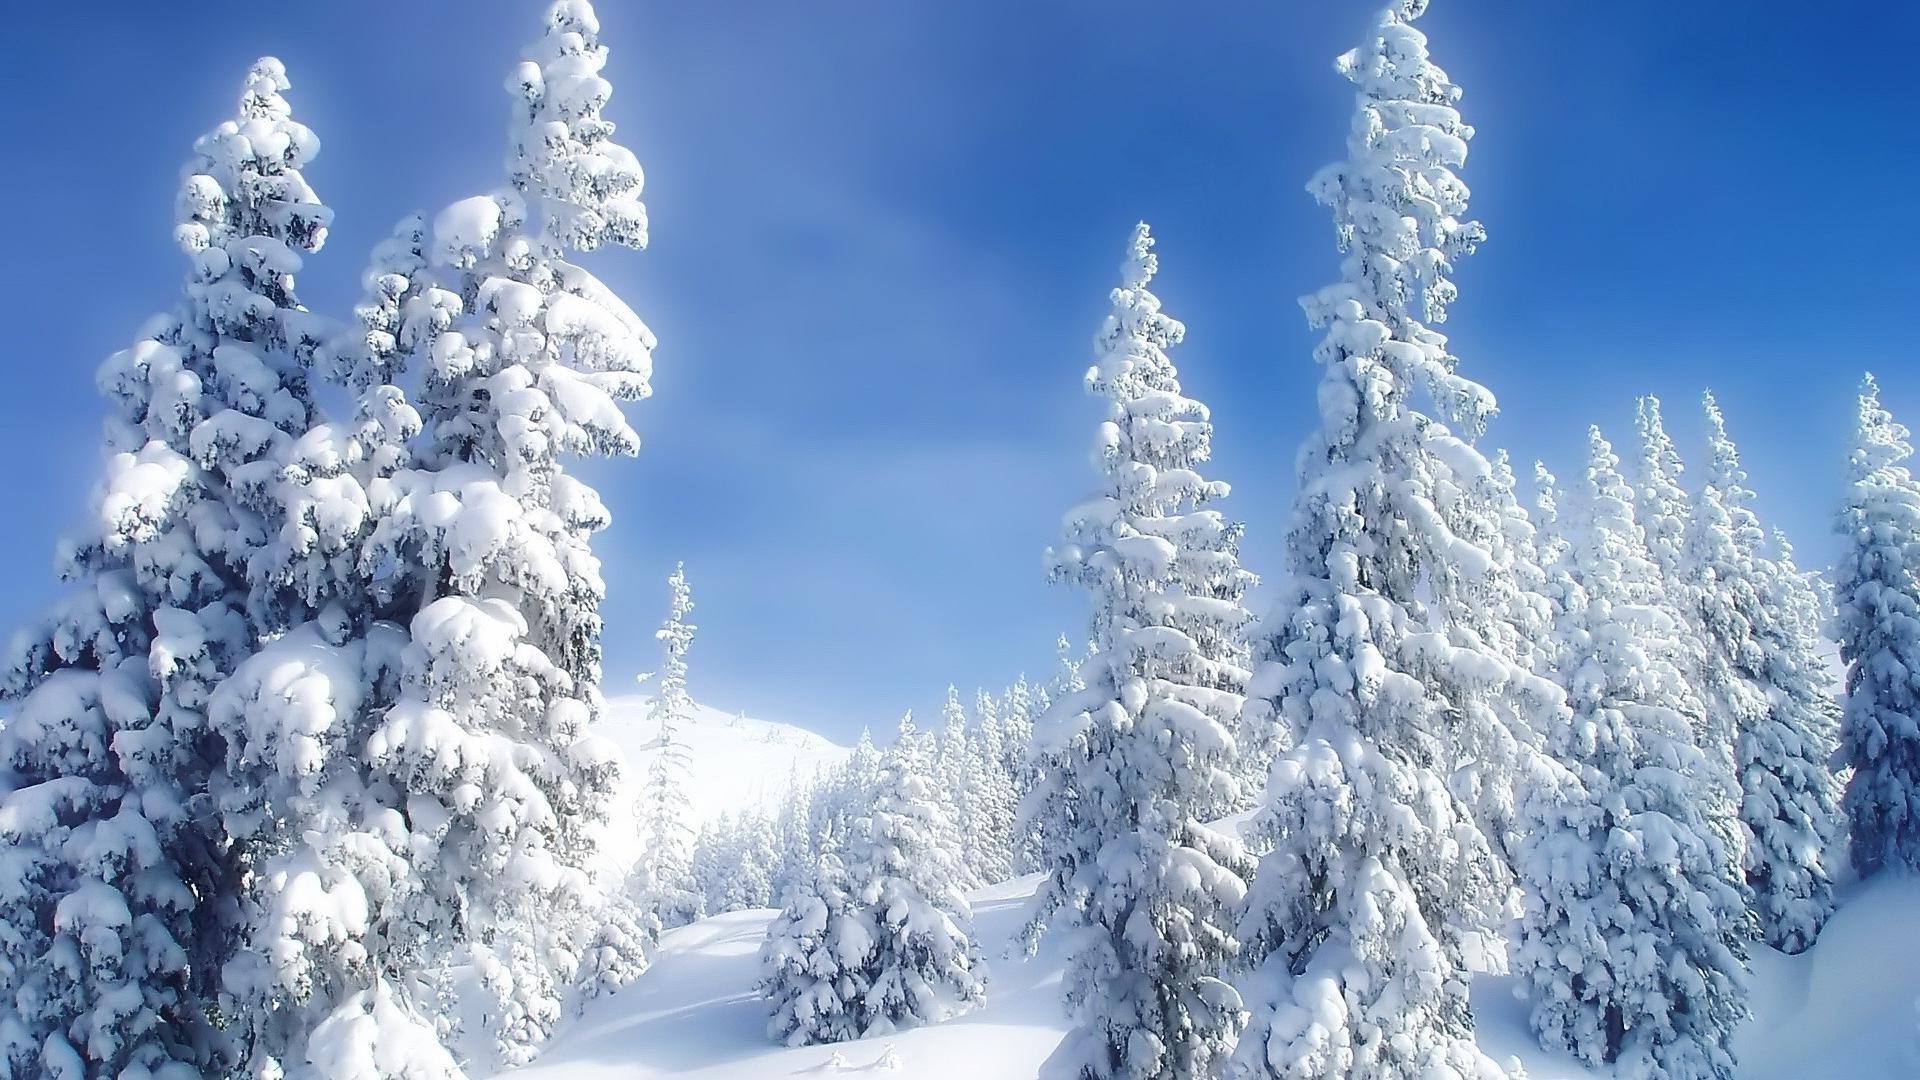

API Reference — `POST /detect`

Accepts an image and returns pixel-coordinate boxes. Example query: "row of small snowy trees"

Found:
[759,3,1910,1079]
[686,670,1061,926]
[0,3,658,1077]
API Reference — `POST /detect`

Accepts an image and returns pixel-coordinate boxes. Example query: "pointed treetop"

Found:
[177,57,330,259]
[1120,221,1156,290]
[506,0,648,252]
[1852,372,1913,482]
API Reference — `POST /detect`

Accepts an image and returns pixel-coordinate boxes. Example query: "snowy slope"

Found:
[508,872,1920,1079]
[593,694,850,872]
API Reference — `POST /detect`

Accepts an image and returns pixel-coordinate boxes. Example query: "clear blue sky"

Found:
[1,2,1914,742]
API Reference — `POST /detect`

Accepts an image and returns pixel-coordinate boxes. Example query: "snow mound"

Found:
[593,694,851,872]
[506,869,1920,1079]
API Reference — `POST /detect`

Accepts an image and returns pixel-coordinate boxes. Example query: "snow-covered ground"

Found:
[593,694,851,870]
[522,830,1920,1079]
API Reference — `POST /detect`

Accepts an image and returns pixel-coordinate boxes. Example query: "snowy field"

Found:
[507,864,1920,1080]
[531,710,1920,1080]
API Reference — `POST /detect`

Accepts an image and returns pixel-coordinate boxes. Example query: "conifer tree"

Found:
[214,2,658,1068]
[839,714,986,1035]
[1634,397,1741,820]
[1031,223,1252,1080]
[1835,374,1920,878]
[1691,394,1838,951]
[0,57,341,1079]
[1513,432,1749,1079]
[760,852,874,1047]
[971,688,1017,884]
[639,564,701,931]
[1230,5,1533,1075]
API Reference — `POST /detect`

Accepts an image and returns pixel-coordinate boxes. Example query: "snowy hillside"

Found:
[594,694,851,869]
[502,873,1920,1080]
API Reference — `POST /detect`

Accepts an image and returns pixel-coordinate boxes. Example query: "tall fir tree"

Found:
[1633,397,1743,842]
[1513,432,1749,1079]
[1230,4,1519,1076]
[1835,374,1920,878]
[1031,222,1253,1080]
[638,564,700,931]
[0,57,342,1079]
[211,3,658,1070]
[1691,394,1838,952]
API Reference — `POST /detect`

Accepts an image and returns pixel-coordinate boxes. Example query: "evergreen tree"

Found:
[1032,222,1252,1080]
[971,688,1017,884]
[1230,5,1532,1075]
[1634,397,1741,821]
[839,714,986,1035]
[0,57,341,1079]
[638,564,700,931]
[934,686,983,885]
[760,853,874,1047]
[225,2,656,1067]
[1691,394,1838,952]
[1835,374,1920,878]
[1513,432,1750,1079]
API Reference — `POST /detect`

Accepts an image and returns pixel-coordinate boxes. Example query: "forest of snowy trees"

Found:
[2,1,1917,1079]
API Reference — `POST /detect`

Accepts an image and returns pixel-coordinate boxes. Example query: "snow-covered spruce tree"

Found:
[809,728,883,860]
[934,686,985,885]
[1514,430,1749,1079]
[638,564,700,931]
[1690,393,1838,952]
[770,772,819,902]
[264,1,656,1066]
[0,57,347,1079]
[839,713,986,1036]
[1633,398,1740,806]
[970,688,1017,884]
[1017,639,1085,883]
[1030,222,1252,1080]
[1835,374,1920,879]
[1230,5,1549,1076]
[759,852,875,1047]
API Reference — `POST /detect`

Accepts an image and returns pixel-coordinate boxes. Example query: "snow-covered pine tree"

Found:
[1029,222,1251,1080]
[934,686,984,885]
[970,688,1016,884]
[1691,393,1838,952]
[638,563,701,931]
[265,1,658,1065]
[839,713,986,1036]
[1017,640,1085,882]
[759,852,875,1047]
[770,772,819,902]
[0,57,348,1079]
[1835,374,1920,879]
[810,728,883,859]
[1634,397,1741,815]
[1513,429,1749,1079]
[1231,4,1519,1077]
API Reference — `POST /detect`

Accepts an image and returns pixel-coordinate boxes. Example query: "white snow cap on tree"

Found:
[1231,3,1533,1075]
[1836,374,1920,879]
[1513,429,1749,1080]
[1030,222,1253,1080]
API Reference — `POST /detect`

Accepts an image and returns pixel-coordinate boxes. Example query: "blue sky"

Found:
[0,2,1914,742]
